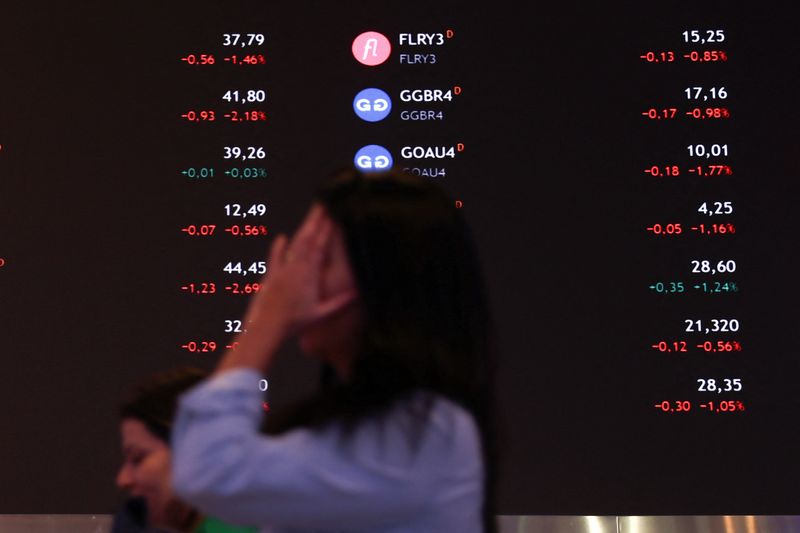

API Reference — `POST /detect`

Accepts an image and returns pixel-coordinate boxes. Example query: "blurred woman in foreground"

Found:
[172,169,497,532]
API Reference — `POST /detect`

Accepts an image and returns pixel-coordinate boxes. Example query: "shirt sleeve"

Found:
[171,368,482,530]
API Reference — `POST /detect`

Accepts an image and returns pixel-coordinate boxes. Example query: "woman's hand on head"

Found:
[217,204,358,374]
[244,204,358,340]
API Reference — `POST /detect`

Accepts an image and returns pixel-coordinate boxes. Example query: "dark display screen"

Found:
[1,1,799,515]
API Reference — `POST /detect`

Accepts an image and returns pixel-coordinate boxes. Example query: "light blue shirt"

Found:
[172,368,484,533]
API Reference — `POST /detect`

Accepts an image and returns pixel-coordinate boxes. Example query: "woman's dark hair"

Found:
[265,168,498,532]
[119,367,209,442]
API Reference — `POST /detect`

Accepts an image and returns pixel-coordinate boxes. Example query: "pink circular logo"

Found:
[352,31,391,66]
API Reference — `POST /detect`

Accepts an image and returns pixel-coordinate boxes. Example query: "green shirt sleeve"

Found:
[194,516,258,533]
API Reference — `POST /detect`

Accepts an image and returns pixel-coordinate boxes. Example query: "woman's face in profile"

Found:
[116,418,175,526]
[298,210,363,374]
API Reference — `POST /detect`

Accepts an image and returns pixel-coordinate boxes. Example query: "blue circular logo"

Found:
[353,88,392,122]
[354,145,393,171]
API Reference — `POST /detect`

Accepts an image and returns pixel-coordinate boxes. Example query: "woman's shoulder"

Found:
[277,390,482,478]
[400,390,479,439]
[375,390,483,471]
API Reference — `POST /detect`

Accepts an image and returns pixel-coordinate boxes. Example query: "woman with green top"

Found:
[113,367,257,533]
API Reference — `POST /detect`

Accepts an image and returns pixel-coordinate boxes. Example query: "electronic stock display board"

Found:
[1,1,799,515]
